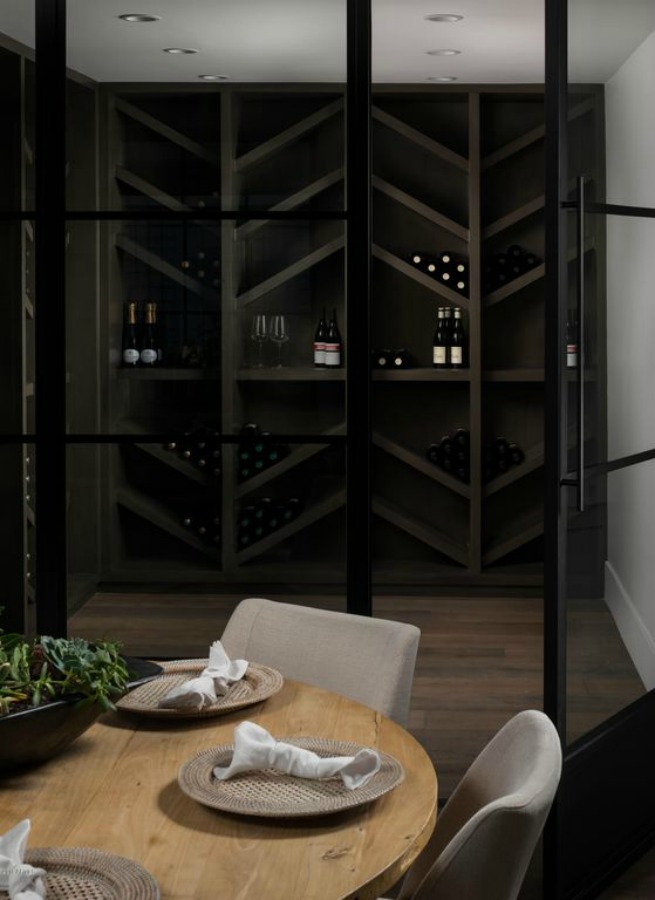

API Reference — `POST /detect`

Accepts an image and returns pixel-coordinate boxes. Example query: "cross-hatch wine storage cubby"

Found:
[1,35,604,612]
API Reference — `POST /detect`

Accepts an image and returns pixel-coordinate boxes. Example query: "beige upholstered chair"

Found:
[383,709,562,900]
[220,597,420,726]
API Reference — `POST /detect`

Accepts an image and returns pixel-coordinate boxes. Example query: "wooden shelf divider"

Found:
[372,105,469,171]
[373,431,471,498]
[483,441,545,497]
[114,96,217,164]
[482,194,545,240]
[482,510,544,566]
[372,244,470,309]
[372,175,469,241]
[115,233,217,301]
[373,495,469,566]
[115,165,190,212]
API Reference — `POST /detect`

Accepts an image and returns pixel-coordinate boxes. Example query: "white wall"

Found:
[604,29,655,688]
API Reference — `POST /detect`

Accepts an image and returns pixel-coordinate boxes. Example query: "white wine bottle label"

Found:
[324,343,341,366]
[450,348,463,365]
[433,347,446,365]
[123,348,139,365]
[313,342,326,365]
[567,345,578,367]
[140,348,158,364]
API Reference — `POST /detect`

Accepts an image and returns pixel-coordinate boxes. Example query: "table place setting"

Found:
[178,720,405,818]
[115,640,283,718]
[0,820,160,900]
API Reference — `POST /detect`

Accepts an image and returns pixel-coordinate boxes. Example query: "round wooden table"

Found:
[0,679,438,900]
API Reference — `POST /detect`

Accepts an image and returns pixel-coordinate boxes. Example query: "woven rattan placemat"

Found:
[0,847,160,900]
[178,737,405,818]
[116,660,283,718]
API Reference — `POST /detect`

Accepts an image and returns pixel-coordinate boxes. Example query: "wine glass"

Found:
[269,314,290,368]
[250,314,268,367]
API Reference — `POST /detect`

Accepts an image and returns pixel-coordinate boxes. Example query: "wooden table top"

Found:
[0,679,438,900]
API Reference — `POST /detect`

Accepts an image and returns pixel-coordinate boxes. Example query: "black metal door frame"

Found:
[31,0,372,637]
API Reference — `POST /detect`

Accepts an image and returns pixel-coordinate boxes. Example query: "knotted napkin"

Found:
[213,721,382,790]
[0,820,46,900]
[158,640,248,711]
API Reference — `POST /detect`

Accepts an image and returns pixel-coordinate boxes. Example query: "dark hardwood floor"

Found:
[70,590,651,899]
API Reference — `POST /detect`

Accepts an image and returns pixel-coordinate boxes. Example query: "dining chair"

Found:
[220,597,420,726]
[381,709,562,900]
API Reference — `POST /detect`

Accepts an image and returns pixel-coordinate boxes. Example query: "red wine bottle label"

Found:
[324,342,341,366]
[313,341,326,365]
[567,344,578,367]
[433,347,446,365]
[450,347,463,365]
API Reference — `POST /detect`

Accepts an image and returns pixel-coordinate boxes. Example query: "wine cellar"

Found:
[0,32,605,620]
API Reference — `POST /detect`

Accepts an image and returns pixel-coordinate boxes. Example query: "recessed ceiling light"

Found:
[428,75,458,82]
[425,14,464,23]
[426,49,461,56]
[198,74,230,81]
[118,14,161,22]
[163,47,198,55]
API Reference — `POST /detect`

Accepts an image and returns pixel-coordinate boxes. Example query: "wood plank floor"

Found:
[70,590,651,899]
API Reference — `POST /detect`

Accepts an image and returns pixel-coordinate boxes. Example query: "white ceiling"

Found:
[1,0,655,84]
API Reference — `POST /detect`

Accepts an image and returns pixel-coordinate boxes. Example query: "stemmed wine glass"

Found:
[250,314,268,367]
[269,314,290,368]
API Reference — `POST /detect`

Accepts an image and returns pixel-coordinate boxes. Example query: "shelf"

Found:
[483,369,545,382]
[372,175,468,241]
[482,194,545,240]
[482,509,544,566]
[234,98,344,175]
[115,486,220,562]
[372,431,470,498]
[483,263,545,308]
[236,168,345,240]
[117,367,220,381]
[237,367,345,382]
[115,165,190,212]
[115,234,217,301]
[372,105,469,172]
[236,423,346,499]
[483,441,545,497]
[235,487,346,565]
[482,122,545,171]
[115,97,217,165]
[372,367,470,382]
[236,235,345,307]
[372,496,468,566]
[372,244,470,310]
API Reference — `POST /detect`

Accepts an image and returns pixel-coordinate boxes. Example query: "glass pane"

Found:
[66,440,346,653]
[0,220,34,435]
[65,1,346,213]
[566,461,651,745]
[0,2,35,214]
[0,442,34,633]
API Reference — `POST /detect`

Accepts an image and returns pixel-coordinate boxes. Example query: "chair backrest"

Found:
[220,597,420,725]
[397,709,562,900]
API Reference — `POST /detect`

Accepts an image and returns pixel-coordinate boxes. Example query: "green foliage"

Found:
[0,633,129,716]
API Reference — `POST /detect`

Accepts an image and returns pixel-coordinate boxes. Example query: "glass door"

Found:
[546,0,655,895]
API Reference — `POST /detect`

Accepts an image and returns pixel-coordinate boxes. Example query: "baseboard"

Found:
[604,561,655,690]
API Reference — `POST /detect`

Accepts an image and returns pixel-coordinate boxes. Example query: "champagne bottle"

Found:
[432,307,447,369]
[324,308,342,367]
[140,302,160,367]
[122,301,140,367]
[450,307,466,368]
[313,309,327,367]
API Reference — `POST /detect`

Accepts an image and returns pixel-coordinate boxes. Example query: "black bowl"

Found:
[0,656,163,771]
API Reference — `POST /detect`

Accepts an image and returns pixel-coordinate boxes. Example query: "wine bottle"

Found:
[391,349,410,368]
[443,307,453,366]
[372,349,392,368]
[508,442,525,465]
[566,317,578,368]
[140,302,160,367]
[122,301,140,367]
[453,427,470,449]
[324,308,342,367]
[449,307,466,369]
[426,443,440,465]
[432,307,447,369]
[313,309,327,367]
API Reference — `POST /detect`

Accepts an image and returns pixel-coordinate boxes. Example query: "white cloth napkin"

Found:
[158,640,248,711]
[0,820,46,900]
[213,721,382,790]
